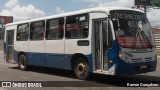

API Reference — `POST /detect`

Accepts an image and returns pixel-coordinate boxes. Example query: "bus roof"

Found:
[5,6,143,26]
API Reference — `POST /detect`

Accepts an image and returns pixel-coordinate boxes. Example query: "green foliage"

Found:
[149,0,160,7]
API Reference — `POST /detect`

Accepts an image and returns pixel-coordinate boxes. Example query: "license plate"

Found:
[140,64,147,69]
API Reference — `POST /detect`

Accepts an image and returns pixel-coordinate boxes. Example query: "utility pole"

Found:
[144,5,147,16]
[0,23,3,40]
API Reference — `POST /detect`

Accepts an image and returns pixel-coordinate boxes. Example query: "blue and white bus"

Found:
[4,7,157,79]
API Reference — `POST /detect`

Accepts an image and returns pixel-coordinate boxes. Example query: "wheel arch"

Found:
[71,53,89,70]
[18,51,29,70]
[18,51,27,63]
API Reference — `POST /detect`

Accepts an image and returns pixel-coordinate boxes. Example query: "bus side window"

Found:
[108,21,113,48]
[41,32,44,40]
[46,17,64,40]
[30,21,45,40]
[65,14,89,39]
[17,23,29,41]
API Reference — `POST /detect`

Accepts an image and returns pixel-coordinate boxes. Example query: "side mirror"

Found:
[116,30,124,37]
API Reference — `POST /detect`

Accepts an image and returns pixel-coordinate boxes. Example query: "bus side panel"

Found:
[45,39,67,69]
[14,41,29,62]
[65,39,92,72]
[28,41,45,66]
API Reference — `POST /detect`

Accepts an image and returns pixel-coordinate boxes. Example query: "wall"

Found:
[153,28,160,55]
[0,40,3,50]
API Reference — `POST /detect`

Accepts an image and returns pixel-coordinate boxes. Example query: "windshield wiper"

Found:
[131,32,137,49]
[132,22,152,49]
[132,30,142,49]
[141,31,152,49]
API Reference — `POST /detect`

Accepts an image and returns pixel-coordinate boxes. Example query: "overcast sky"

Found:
[0,0,160,27]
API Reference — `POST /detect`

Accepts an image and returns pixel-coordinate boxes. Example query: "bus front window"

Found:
[111,11,155,49]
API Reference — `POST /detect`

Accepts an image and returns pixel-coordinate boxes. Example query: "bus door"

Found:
[6,30,14,63]
[93,19,109,72]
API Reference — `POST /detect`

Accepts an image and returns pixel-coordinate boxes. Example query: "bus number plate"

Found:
[140,64,147,69]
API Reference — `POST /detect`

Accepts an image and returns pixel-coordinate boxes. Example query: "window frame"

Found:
[65,13,89,39]
[17,23,29,41]
[30,20,45,41]
[45,17,64,40]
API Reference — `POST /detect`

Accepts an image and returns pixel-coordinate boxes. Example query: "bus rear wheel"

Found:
[74,58,89,80]
[18,54,28,71]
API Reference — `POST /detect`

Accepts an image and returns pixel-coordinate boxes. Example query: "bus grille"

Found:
[145,57,153,62]
[131,57,153,63]
[131,58,143,63]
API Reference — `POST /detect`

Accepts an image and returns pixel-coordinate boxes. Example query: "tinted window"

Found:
[46,18,64,40]
[108,21,113,42]
[30,21,45,40]
[65,14,89,39]
[17,23,29,41]
[102,20,108,46]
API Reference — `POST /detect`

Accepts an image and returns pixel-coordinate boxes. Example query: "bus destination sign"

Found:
[110,10,144,20]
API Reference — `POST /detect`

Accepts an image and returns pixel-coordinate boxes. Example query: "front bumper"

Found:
[115,59,157,75]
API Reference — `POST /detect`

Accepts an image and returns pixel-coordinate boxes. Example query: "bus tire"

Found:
[18,54,28,71]
[74,58,89,80]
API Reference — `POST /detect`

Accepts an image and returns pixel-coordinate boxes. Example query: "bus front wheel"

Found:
[18,54,28,71]
[74,58,89,80]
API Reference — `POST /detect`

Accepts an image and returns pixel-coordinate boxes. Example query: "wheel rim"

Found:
[76,63,88,78]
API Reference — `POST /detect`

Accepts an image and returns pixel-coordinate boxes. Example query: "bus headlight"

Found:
[119,50,131,63]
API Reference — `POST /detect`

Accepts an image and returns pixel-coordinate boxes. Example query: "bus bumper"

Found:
[115,60,157,75]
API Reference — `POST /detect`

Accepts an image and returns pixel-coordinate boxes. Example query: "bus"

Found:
[4,7,157,79]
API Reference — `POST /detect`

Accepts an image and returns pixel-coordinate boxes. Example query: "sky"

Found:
[0,0,160,27]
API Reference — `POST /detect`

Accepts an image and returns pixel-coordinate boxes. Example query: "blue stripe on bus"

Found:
[107,40,119,69]
[46,54,71,69]
[14,51,93,72]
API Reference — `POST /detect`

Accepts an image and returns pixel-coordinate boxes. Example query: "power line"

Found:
[150,19,160,23]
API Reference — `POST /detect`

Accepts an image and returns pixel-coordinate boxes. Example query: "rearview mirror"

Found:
[116,30,124,37]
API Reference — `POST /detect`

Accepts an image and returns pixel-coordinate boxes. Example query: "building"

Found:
[152,28,160,55]
[0,25,4,50]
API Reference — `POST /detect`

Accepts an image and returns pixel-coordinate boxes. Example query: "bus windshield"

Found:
[110,10,155,49]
